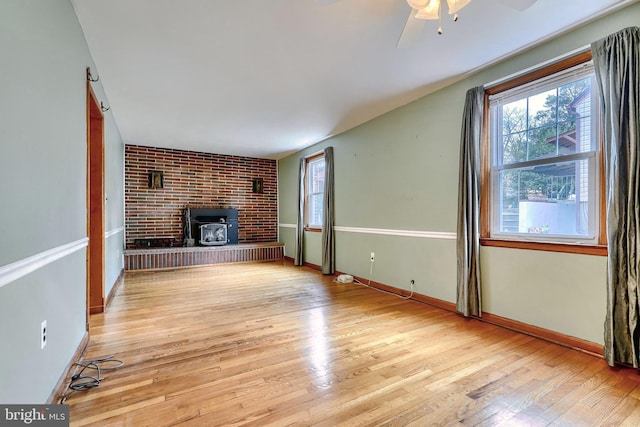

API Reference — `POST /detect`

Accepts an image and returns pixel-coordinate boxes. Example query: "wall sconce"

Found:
[149,171,164,188]
[252,178,264,193]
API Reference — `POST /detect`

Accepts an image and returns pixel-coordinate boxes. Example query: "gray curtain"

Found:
[294,157,305,266]
[456,86,485,317]
[321,147,335,274]
[592,26,640,367]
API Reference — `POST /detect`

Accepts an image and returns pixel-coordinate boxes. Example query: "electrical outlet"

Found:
[40,320,47,349]
[370,252,375,263]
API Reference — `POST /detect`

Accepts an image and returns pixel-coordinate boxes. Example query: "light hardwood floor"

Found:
[66,261,640,426]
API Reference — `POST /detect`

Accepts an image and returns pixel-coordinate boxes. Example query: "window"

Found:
[483,53,605,252]
[305,153,325,230]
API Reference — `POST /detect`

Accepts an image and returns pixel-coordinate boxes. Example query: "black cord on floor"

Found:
[60,355,124,403]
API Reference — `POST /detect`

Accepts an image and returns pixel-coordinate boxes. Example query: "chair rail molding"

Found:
[0,238,89,289]
[279,224,456,240]
[105,226,124,239]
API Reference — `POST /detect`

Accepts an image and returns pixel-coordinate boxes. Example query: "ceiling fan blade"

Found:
[496,0,538,12]
[396,10,426,48]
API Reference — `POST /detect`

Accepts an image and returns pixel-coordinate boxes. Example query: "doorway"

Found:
[87,81,104,320]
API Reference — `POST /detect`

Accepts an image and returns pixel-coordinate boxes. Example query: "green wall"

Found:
[0,0,124,403]
[279,3,640,346]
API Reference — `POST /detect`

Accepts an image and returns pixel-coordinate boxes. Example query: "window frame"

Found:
[304,152,325,232]
[480,51,607,256]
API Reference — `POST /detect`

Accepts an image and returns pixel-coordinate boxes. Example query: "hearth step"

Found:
[124,242,284,271]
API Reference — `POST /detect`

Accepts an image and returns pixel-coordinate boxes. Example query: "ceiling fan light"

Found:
[413,0,440,20]
[446,0,472,14]
[407,0,431,9]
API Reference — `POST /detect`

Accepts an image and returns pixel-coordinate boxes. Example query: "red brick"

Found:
[125,144,277,248]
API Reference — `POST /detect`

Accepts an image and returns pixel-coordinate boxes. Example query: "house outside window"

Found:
[306,154,325,230]
[483,53,605,252]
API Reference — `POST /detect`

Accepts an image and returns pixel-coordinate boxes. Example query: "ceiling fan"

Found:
[316,0,538,48]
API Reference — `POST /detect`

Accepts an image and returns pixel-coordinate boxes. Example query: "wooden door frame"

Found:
[87,81,105,321]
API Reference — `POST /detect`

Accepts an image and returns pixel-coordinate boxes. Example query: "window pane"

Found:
[528,89,557,129]
[502,131,527,164]
[559,78,591,145]
[501,99,527,164]
[309,159,325,193]
[496,79,595,164]
[527,124,558,160]
[503,99,527,133]
[306,156,325,228]
[308,193,324,227]
[496,159,592,237]
[569,78,595,154]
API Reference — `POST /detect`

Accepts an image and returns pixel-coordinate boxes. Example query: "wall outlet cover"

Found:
[40,320,47,349]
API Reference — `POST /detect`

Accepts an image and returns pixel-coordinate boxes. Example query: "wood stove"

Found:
[199,221,228,246]
[185,207,239,246]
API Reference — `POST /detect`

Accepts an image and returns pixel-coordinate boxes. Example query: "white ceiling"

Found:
[71,0,633,159]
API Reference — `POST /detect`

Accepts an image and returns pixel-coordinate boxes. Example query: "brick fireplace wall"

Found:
[125,144,277,248]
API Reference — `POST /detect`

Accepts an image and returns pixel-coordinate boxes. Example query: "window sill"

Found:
[304,227,322,233]
[480,238,607,256]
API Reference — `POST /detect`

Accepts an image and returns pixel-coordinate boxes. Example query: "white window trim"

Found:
[485,58,602,246]
[305,154,325,230]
